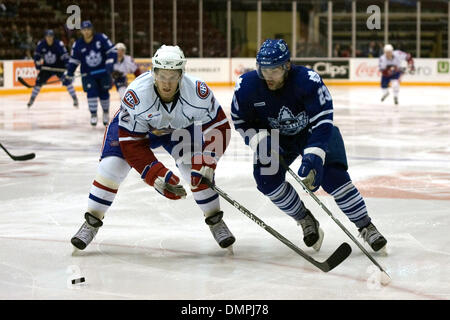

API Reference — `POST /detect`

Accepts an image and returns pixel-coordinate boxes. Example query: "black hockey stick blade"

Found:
[317,242,352,272]
[18,77,33,88]
[0,143,36,161]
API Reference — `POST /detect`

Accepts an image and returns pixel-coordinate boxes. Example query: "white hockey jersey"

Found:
[113,55,138,75]
[379,50,413,75]
[117,72,229,173]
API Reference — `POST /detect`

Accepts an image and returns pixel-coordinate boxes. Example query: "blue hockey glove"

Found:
[61,71,74,86]
[298,152,324,192]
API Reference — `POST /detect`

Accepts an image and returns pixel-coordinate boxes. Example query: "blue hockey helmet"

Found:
[44,29,55,37]
[81,20,93,29]
[256,39,291,78]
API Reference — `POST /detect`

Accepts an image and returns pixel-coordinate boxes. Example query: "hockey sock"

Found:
[30,85,41,100]
[100,98,110,113]
[66,84,77,100]
[392,80,399,98]
[330,181,371,228]
[87,157,130,220]
[192,188,220,218]
[88,97,98,115]
[266,181,307,221]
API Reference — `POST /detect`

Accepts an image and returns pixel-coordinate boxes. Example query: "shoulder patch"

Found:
[196,81,210,99]
[307,70,321,83]
[122,89,140,109]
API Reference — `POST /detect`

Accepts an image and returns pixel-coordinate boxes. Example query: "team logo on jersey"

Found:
[196,81,210,99]
[307,70,321,83]
[122,89,140,109]
[268,106,309,135]
[44,52,56,65]
[85,50,102,67]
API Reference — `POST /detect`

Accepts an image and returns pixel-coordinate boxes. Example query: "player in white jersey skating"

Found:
[378,44,414,105]
[71,45,236,251]
[112,43,141,98]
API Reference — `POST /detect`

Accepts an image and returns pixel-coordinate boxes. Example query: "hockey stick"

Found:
[278,156,391,280]
[203,179,352,272]
[18,69,107,88]
[0,143,35,161]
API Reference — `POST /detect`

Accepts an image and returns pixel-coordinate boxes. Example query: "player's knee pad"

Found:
[324,126,348,170]
[96,156,131,189]
[321,164,351,194]
[99,90,110,100]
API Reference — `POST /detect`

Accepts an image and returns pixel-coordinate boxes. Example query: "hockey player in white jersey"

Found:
[71,45,235,251]
[112,42,141,98]
[379,44,414,105]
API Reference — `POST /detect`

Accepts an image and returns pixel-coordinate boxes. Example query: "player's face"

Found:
[81,28,93,41]
[154,69,182,102]
[261,65,287,91]
[118,49,125,60]
[386,51,393,59]
[45,35,54,46]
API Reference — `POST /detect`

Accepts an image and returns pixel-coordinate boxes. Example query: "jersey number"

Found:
[317,85,332,105]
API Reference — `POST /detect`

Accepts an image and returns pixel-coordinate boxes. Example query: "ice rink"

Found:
[0,85,449,300]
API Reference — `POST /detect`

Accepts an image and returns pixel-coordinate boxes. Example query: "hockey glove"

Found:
[111,70,124,80]
[61,71,74,86]
[191,154,216,191]
[298,152,324,192]
[35,59,43,71]
[142,161,187,200]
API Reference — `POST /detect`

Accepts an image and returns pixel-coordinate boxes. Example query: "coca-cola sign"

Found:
[355,61,381,78]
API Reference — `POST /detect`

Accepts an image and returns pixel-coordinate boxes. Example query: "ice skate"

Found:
[27,98,35,108]
[394,97,398,105]
[90,113,98,126]
[103,112,109,126]
[358,222,387,253]
[73,98,79,108]
[71,212,103,250]
[297,209,324,251]
[205,211,235,249]
[381,91,389,102]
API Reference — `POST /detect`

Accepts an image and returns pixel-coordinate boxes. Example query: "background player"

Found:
[231,39,387,253]
[71,45,235,252]
[66,20,117,126]
[379,44,414,105]
[27,29,78,108]
[112,42,141,98]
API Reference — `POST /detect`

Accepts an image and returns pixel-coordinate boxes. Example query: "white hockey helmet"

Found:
[384,44,394,53]
[152,45,187,72]
[116,42,126,52]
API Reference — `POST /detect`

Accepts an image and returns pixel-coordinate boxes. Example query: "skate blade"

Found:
[312,227,325,252]
[376,244,388,256]
[72,246,80,256]
[225,245,234,256]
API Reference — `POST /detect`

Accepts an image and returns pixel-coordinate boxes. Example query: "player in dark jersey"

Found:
[232,39,387,253]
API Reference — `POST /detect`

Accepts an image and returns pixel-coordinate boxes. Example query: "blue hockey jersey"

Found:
[67,33,117,76]
[33,38,69,68]
[231,64,334,154]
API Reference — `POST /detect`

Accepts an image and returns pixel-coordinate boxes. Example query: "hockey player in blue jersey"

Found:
[231,39,387,252]
[66,20,117,126]
[27,29,78,108]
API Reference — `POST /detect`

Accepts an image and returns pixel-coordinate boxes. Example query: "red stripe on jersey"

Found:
[118,127,157,174]
[93,180,118,194]
[202,108,231,159]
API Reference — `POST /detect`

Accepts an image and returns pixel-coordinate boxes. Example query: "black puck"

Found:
[71,277,85,284]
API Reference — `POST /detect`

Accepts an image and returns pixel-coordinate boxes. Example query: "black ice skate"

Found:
[297,209,324,251]
[27,98,35,108]
[358,222,387,252]
[205,211,235,249]
[394,97,398,105]
[71,212,103,250]
[381,91,389,102]
[73,98,79,108]
[103,113,109,126]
